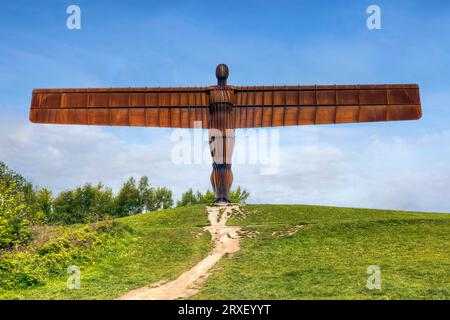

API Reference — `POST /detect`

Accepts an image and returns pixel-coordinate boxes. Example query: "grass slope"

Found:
[0,206,211,299]
[1,204,449,300]
[193,205,450,300]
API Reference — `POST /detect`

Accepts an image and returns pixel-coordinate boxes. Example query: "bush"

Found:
[0,219,129,291]
[0,180,31,248]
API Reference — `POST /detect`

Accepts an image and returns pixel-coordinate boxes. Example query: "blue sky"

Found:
[1,0,450,212]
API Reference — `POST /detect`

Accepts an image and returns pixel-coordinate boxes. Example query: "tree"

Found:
[0,161,42,224]
[0,162,31,193]
[52,190,76,224]
[138,176,156,213]
[153,187,174,210]
[176,188,199,207]
[36,188,53,222]
[229,186,250,204]
[113,177,141,217]
[0,180,31,248]
[52,183,113,224]
[93,184,114,218]
[196,189,215,204]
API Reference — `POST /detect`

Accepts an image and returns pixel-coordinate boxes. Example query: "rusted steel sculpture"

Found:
[29,64,422,203]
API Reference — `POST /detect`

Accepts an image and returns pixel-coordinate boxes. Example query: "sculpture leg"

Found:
[210,163,233,203]
[209,128,235,203]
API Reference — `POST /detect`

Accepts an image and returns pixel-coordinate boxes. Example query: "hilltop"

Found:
[1,204,448,300]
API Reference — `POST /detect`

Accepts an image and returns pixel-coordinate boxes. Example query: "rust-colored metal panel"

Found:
[336,106,360,124]
[254,107,263,127]
[317,90,336,105]
[337,90,359,105]
[159,92,171,107]
[262,107,273,126]
[36,93,61,108]
[67,109,88,124]
[31,93,41,108]
[159,108,170,127]
[299,91,316,105]
[88,92,109,108]
[130,93,146,107]
[180,109,189,128]
[110,109,129,126]
[263,90,273,106]
[316,106,336,124]
[273,91,284,105]
[359,89,388,105]
[64,93,88,108]
[254,91,263,106]
[201,108,208,126]
[129,109,146,126]
[146,108,159,127]
[284,107,299,126]
[285,91,299,105]
[232,108,239,128]
[272,107,285,126]
[240,107,247,128]
[299,107,316,125]
[88,109,110,126]
[247,91,255,106]
[387,104,422,121]
[145,92,159,107]
[187,91,196,107]
[388,88,420,105]
[359,106,387,122]
[55,109,70,124]
[246,108,254,128]
[110,93,130,107]
[170,108,181,127]
[30,109,54,123]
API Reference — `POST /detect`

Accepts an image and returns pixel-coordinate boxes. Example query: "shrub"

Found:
[0,180,31,248]
[0,219,130,291]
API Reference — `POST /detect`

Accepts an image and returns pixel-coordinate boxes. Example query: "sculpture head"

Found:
[216,64,229,86]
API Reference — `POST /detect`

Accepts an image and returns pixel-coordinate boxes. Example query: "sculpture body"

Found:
[29,64,422,203]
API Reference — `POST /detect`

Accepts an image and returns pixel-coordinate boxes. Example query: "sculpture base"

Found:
[214,198,230,204]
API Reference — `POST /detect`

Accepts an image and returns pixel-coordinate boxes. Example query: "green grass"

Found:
[0,205,211,299]
[192,205,450,300]
[1,204,449,300]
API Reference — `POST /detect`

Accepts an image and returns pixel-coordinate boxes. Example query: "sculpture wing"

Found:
[232,84,421,128]
[29,87,210,128]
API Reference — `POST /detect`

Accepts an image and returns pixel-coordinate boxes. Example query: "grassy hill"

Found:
[1,205,449,300]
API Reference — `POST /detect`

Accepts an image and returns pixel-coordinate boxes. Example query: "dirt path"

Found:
[116,205,241,300]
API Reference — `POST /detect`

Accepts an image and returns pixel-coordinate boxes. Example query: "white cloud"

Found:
[0,117,211,199]
[0,115,449,213]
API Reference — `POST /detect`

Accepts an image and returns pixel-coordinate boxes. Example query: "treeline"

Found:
[41,177,174,224]
[176,187,249,206]
[0,161,249,248]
